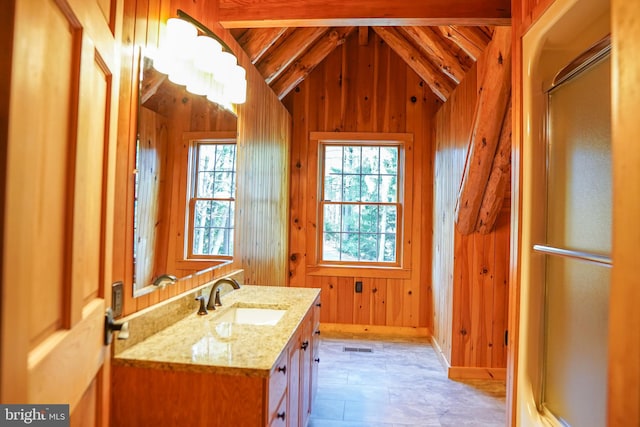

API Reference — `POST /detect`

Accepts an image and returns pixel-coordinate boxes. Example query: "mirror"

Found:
[133,54,238,294]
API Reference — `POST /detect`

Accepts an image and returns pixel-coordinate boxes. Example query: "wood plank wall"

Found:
[433,57,510,369]
[114,0,291,316]
[283,30,440,332]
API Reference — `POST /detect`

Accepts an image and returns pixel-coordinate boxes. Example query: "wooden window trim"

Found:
[306,132,414,279]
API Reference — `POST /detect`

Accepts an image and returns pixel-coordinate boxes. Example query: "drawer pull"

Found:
[277,412,286,420]
[277,365,287,375]
[301,340,309,351]
[315,303,321,307]
[314,330,321,335]
[314,358,320,363]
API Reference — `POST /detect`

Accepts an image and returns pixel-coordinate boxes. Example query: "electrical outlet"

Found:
[112,281,124,318]
[355,281,363,293]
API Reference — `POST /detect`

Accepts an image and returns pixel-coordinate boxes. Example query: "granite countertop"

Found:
[113,285,320,378]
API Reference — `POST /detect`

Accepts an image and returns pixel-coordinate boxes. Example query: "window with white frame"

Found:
[187,140,236,258]
[319,142,403,265]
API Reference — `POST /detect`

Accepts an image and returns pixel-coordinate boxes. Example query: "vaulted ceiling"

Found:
[230,25,494,102]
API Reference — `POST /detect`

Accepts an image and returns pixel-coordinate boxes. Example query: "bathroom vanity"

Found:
[111,284,321,427]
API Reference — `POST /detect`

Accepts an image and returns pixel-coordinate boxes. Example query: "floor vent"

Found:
[343,346,373,353]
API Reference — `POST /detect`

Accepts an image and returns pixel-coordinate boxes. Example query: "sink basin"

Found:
[214,306,286,326]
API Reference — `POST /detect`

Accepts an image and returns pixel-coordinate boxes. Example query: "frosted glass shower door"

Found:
[538,53,611,427]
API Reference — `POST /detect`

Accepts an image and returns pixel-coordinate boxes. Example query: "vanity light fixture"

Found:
[152,9,247,108]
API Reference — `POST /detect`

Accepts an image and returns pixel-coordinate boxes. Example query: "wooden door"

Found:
[1,0,121,425]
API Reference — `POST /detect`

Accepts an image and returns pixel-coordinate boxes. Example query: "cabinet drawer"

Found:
[269,351,288,415]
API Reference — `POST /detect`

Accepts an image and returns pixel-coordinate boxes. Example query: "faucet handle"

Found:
[214,288,222,306]
[195,295,208,315]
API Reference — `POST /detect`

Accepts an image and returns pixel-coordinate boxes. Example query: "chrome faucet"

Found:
[206,277,241,310]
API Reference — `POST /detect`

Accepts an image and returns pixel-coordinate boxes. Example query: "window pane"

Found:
[325,146,343,174]
[340,233,359,261]
[198,145,217,171]
[362,175,380,202]
[323,204,341,233]
[383,234,396,262]
[360,205,379,233]
[380,175,397,202]
[197,171,214,198]
[343,175,361,201]
[215,144,236,171]
[359,233,378,261]
[380,146,398,174]
[343,146,361,174]
[193,200,212,227]
[380,205,397,233]
[361,146,379,174]
[341,204,359,232]
[324,175,342,201]
[323,232,340,261]
[213,171,234,198]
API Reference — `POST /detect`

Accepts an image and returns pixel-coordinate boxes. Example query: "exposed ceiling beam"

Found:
[271,27,355,99]
[236,28,289,63]
[372,26,455,102]
[218,0,510,28]
[435,25,492,61]
[455,27,512,235]
[399,26,473,84]
[257,27,329,84]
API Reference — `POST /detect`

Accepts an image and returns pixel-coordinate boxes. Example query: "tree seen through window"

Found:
[321,144,400,262]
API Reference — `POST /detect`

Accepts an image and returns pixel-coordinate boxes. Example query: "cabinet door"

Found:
[269,351,289,425]
[287,330,302,427]
[299,306,314,425]
[310,297,321,407]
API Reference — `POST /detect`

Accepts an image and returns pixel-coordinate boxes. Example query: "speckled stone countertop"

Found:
[113,285,320,378]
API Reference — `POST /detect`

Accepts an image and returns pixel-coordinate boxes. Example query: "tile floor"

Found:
[309,334,506,427]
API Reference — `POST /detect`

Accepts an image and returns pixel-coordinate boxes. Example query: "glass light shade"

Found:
[167,58,192,86]
[152,49,174,75]
[225,78,247,104]
[166,18,197,50]
[186,69,212,96]
[212,51,238,83]
[206,79,225,105]
[193,36,222,72]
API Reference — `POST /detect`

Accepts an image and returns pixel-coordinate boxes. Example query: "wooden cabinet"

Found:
[287,294,321,427]
[111,293,321,427]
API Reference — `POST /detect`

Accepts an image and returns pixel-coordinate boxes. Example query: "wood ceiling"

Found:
[229,26,493,102]
[220,0,507,102]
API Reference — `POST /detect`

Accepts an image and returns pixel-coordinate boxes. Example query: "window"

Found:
[321,144,400,263]
[308,132,413,276]
[187,140,236,258]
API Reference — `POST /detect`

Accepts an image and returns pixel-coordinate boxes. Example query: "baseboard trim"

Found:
[430,336,452,372]
[447,366,506,381]
[320,323,430,339]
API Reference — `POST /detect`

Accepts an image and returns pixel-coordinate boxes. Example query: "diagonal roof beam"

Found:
[257,27,330,84]
[218,0,510,28]
[399,26,473,84]
[372,26,455,102]
[435,25,492,61]
[271,27,355,99]
[236,28,289,64]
